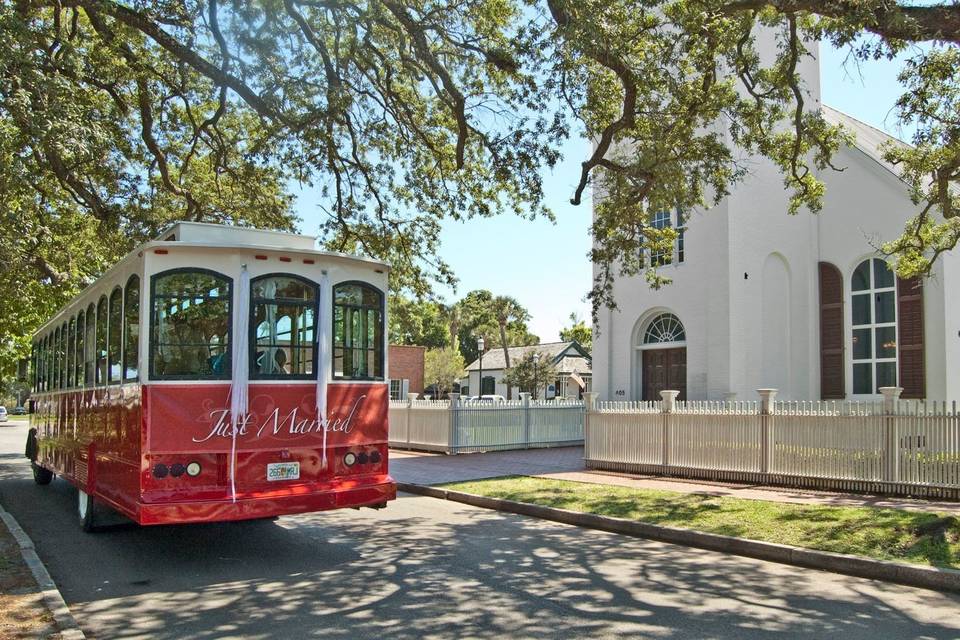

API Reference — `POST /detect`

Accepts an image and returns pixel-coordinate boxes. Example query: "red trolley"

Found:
[26,223,395,530]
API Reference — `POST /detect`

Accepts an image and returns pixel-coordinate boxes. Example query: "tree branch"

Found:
[720,0,960,45]
[546,0,638,205]
[381,0,470,169]
[55,0,290,123]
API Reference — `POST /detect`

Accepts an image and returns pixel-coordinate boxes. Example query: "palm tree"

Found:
[442,303,461,351]
[491,295,529,399]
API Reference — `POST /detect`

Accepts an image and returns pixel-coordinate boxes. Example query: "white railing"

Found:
[389,393,585,454]
[585,388,960,498]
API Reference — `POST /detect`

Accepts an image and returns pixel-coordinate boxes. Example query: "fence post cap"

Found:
[584,392,599,412]
[879,386,903,414]
[519,392,531,404]
[660,390,679,413]
[406,393,419,401]
[757,389,778,414]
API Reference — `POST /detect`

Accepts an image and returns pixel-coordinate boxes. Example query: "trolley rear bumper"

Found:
[136,478,396,525]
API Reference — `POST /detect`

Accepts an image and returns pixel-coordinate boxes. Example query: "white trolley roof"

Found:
[156,222,318,251]
[34,222,389,335]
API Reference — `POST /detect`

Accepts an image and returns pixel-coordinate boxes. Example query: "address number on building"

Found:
[266,462,300,481]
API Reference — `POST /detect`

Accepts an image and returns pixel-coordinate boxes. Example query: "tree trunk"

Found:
[498,321,512,400]
[449,316,459,351]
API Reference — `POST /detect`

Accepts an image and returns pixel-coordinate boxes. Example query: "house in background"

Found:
[388,344,425,399]
[592,36,960,402]
[462,341,592,399]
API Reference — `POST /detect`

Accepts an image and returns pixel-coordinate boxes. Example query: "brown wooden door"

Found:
[642,348,686,401]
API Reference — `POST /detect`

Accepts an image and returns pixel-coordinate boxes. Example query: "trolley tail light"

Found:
[340,446,386,474]
[151,459,204,481]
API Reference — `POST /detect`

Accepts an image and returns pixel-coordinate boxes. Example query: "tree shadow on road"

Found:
[2,453,959,639]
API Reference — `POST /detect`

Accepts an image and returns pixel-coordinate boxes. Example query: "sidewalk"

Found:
[389,446,960,515]
[0,514,61,639]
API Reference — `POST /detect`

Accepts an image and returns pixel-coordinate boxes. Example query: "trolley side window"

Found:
[45,334,51,392]
[55,326,62,390]
[67,317,75,388]
[150,269,232,380]
[108,287,123,384]
[124,275,140,381]
[333,282,384,380]
[251,275,317,379]
[96,295,108,385]
[84,304,95,386]
[60,322,67,389]
[47,332,54,391]
[75,312,85,387]
[34,338,39,393]
[36,338,43,392]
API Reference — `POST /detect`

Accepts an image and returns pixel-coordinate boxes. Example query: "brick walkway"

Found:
[389,446,960,515]
[389,446,585,485]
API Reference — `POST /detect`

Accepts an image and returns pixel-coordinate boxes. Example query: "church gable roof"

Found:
[821,104,911,182]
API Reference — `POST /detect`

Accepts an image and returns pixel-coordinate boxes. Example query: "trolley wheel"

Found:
[78,489,100,533]
[32,463,53,486]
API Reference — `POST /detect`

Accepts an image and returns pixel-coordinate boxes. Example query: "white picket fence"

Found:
[586,390,960,498]
[389,393,585,454]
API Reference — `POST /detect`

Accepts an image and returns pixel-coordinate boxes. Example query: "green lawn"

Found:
[442,476,960,569]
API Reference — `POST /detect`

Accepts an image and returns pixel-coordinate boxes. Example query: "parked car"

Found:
[0,406,7,423]
[12,406,27,415]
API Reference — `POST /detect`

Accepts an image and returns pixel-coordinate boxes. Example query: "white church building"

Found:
[592,39,960,403]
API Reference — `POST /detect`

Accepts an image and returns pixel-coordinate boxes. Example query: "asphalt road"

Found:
[1,422,959,639]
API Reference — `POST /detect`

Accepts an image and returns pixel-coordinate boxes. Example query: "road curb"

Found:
[397,481,960,594]
[0,505,86,640]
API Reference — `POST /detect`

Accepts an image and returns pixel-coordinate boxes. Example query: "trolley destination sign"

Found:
[194,394,367,443]
[146,382,388,453]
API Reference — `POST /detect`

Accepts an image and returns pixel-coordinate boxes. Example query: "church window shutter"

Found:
[897,276,925,399]
[819,262,845,399]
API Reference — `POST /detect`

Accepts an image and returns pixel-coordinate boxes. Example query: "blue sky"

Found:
[294,40,920,343]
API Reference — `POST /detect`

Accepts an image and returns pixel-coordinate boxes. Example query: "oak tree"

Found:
[4,0,959,372]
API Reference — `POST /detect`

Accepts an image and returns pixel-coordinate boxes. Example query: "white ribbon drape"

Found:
[228,264,251,502]
[317,271,331,469]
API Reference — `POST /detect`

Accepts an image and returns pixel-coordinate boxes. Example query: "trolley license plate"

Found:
[266,462,300,482]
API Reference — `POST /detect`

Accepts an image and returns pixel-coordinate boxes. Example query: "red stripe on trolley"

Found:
[154,249,169,255]
[255,255,268,260]
[279,257,292,262]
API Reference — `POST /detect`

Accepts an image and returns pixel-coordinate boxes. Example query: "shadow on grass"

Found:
[443,476,960,569]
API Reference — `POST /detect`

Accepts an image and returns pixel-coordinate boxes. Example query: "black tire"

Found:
[78,489,99,533]
[32,463,53,485]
